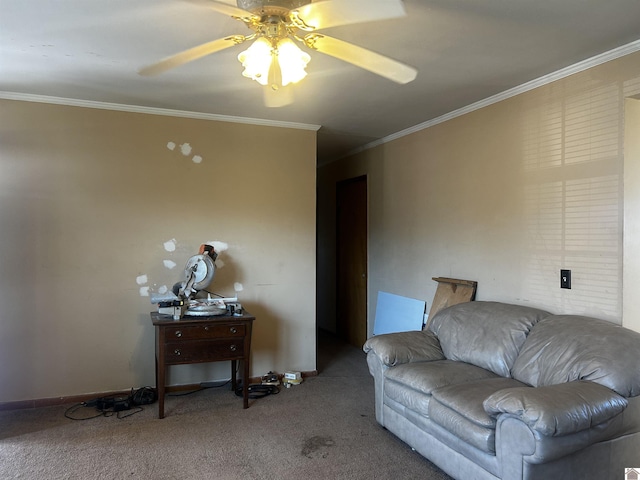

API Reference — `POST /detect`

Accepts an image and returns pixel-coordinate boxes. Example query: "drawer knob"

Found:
[174,349,181,356]
[230,345,237,352]
[230,327,238,334]
[175,330,182,337]
[204,326,210,331]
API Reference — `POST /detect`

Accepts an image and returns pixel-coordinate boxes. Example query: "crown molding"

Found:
[344,38,640,160]
[0,91,321,132]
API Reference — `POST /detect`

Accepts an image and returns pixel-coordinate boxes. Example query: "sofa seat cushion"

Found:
[429,377,528,453]
[384,360,498,417]
[428,301,550,377]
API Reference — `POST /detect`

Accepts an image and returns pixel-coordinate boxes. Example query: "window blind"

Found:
[521,79,623,319]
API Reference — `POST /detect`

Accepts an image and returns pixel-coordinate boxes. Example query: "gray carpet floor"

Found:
[0,331,452,480]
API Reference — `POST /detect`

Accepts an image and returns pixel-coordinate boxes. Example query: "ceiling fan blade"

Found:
[305,34,417,84]
[138,36,248,76]
[183,0,258,21]
[292,0,407,30]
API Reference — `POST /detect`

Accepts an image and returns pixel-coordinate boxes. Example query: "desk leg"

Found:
[231,360,237,392]
[242,358,249,409]
[156,333,166,419]
[157,364,165,419]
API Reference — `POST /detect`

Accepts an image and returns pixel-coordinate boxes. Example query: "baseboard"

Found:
[0,389,137,411]
[0,370,318,412]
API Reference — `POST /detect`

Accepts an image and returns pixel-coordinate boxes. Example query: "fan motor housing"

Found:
[238,0,311,15]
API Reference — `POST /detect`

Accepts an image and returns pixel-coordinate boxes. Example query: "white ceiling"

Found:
[2,0,640,163]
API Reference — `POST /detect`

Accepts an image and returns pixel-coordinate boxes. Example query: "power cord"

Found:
[130,386,157,406]
[234,382,280,399]
[169,378,233,397]
[64,387,157,421]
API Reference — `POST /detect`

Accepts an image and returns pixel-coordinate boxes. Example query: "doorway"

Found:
[336,176,368,348]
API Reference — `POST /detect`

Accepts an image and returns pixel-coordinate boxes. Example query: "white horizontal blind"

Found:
[564,83,620,165]
[523,90,563,171]
[623,76,640,98]
[521,79,623,320]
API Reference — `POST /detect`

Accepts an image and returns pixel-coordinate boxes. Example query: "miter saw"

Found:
[151,244,238,320]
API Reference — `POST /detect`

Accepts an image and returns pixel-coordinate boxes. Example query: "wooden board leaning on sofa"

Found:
[426,277,478,328]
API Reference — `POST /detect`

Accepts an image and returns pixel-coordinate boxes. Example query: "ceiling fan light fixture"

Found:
[238,36,310,89]
[237,37,273,85]
[276,37,310,86]
[140,0,417,107]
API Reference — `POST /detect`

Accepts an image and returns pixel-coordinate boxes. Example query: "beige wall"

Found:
[624,97,640,333]
[318,51,640,335]
[0,100,317,403]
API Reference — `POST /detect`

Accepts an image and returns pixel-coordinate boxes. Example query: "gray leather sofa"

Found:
[363,301,640,480]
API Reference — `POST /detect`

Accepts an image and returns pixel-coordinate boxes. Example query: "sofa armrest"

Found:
[363,330,444,367]
[484,381,628,436]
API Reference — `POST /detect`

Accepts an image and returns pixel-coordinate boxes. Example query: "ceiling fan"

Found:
[139,0,418,107]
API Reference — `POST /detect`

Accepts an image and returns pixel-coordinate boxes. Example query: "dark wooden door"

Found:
[336,176,368,348]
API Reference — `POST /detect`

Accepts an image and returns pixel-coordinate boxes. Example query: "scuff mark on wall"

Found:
[164,239,176,252]
[137,241,179,297]
[207,240,229,268]
[139,239,234,299]
[180,143,192,156]
[166,140,205,165]
[209,240,228,253]
[137,274,150,297]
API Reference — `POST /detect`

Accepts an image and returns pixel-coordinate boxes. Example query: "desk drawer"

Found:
[165,323,245,340]
[165,339,245,364]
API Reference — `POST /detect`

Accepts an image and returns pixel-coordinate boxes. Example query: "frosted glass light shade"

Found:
[276,38,310,86]
[237,36,310,88]
[237,37,273,86]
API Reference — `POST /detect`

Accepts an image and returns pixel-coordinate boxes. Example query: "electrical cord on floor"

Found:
[64,403,107,421]
[64,402,143,421]
[234,382,280,399]
[130,386,157,406]
[168,378,233,397]
[64,386,156,421]
[168,362,239,398]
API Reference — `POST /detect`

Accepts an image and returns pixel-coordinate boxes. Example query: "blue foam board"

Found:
[373,291,426,335]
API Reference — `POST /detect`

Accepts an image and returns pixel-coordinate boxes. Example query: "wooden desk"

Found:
[151,311,255,419]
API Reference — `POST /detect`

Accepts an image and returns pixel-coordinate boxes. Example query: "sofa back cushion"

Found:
[427,301,550,377]
[512,315,640,397]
